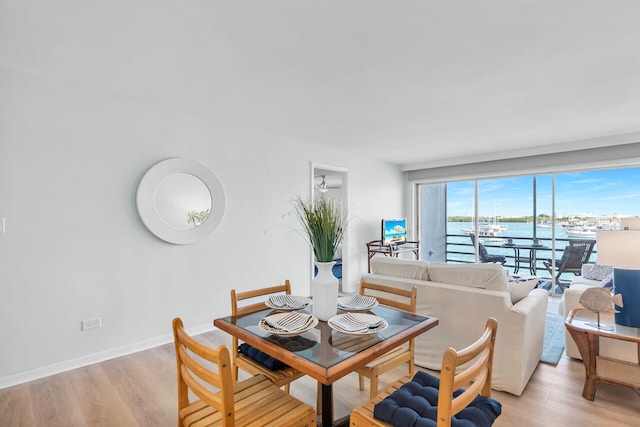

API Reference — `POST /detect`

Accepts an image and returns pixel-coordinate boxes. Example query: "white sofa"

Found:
[362,257,548,396]
[560,264,637,362]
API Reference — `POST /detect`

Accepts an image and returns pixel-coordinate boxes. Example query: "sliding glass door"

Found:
[417,166,640,290]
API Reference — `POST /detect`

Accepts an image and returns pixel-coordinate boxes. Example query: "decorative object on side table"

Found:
[578,287,622,331]
[292,195,346,321]
[596,224,640,328]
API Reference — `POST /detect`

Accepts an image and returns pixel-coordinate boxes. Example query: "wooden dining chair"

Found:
[230,281,305,392]
[172,318,316,427]
[355,278,418,399]
[351,317,500,427]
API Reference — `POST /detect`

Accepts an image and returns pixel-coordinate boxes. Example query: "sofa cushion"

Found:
[373,371,502,427]
[600,277,614,288]
[507,275,539,304]
[570,276,602,288]
[238,343,288,370]
[371,257,430,281]
[584,264,613,281]
[428,263,508,292]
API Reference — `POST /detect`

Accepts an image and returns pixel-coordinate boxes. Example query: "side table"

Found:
[565,308,640,400]
[366,240,419,272]
[501,243,550,275]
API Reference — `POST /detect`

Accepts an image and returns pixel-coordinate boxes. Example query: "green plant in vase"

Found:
[292,195,346,321]
[292,195,345,262]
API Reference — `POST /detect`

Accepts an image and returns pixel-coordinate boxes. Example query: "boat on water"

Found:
[560,214,622,239]
[563,226,597,239]
[563,222,619,239]
[461,223,507,238]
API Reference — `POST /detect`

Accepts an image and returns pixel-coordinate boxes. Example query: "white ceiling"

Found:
[3,1,640,169]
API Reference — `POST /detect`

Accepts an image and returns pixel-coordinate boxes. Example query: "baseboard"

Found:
[0,323,216,390]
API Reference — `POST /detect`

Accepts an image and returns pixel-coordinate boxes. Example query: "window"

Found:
[417,166,640,290]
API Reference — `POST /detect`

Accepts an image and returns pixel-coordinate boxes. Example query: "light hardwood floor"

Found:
[2,320,640,426]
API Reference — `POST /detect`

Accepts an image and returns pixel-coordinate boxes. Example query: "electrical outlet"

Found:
[81,317,102,331]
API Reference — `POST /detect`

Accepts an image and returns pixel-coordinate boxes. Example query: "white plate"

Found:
[258,312,318,336]
[337,296,379,312]
[327,313,388,335]
[264,296,312,311]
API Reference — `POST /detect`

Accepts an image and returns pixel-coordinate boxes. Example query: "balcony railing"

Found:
[445,233,596,284]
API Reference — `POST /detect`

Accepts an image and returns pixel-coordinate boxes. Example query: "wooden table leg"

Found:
[569,327,598,400]
[582,331,599,400]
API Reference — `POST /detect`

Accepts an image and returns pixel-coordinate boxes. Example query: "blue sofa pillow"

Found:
[238,343,288,371]
[373,371,501,427]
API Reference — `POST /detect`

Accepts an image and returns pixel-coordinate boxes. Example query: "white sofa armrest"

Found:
[503,288,548,393]
[512,288,548,314]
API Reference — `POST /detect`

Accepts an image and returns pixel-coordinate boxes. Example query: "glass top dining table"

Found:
[214,304,438,426]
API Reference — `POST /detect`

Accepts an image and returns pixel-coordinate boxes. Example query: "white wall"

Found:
[0,71,404,387]
[0,70,404,385]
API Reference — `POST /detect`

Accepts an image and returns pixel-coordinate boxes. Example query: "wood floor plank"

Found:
[28,373,85,427]
[127,344,176,421]
[100,356,173,427]
[68,363,138,426]
[1,307,640,426]
[0,383,35,427]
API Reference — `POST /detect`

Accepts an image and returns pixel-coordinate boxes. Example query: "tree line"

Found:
[447,214,567,223]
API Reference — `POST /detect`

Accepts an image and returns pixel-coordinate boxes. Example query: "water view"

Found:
[446,221,602,279]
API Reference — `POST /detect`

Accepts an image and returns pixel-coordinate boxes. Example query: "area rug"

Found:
[540,298,565,365]
[537,279,564,295]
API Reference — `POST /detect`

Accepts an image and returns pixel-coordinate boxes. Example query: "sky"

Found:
[446,166,640,219]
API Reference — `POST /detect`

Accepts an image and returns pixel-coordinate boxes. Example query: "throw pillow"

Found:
[507,275,539,304]
[584,264,613,281]
[600,277,614,288]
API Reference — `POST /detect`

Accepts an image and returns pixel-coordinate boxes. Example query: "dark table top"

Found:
[502,243,551,250]
[214,304,438,385]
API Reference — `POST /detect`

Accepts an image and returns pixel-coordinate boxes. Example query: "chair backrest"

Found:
[559,240,595,274]
[173,317,235,427]
[469,234,490,263]
[359,278,417,313]
[230,281,292,357]
[437,317,498,427]
[360,278,418,364]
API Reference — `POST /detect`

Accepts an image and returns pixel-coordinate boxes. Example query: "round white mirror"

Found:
[136,158,225,244]
[155,173,211,230]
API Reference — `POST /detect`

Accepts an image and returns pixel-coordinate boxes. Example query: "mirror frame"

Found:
[136,158,225,244]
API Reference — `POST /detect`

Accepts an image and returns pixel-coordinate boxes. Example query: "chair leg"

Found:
[358,373,365,391]
[369,374,379,400]
[284,383,290,394]
[233,364,239,383]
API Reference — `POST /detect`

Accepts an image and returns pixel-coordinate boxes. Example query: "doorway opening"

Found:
[311,163,349,292]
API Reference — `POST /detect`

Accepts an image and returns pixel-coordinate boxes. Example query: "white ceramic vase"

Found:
[311,261,339,321]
